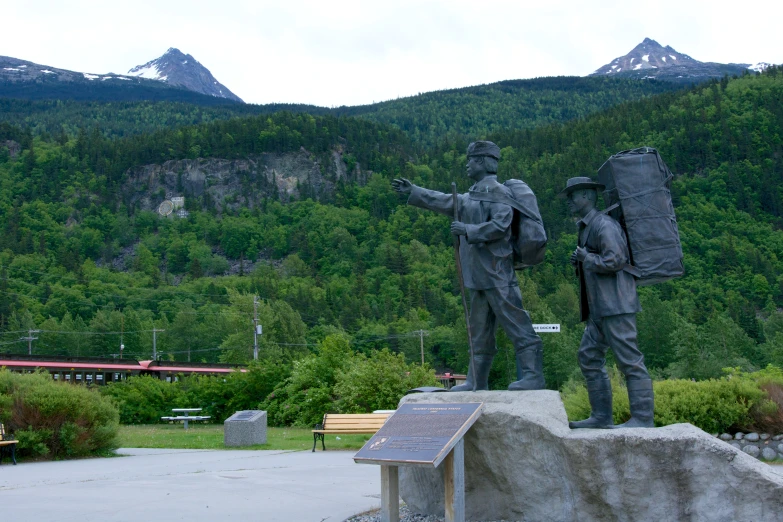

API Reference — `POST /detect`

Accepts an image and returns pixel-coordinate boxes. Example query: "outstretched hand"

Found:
[392,178,414,195]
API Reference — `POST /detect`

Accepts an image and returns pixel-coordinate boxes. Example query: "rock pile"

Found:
[717,431,783,461]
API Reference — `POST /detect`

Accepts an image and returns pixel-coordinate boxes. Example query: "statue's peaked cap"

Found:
[467,141,500,160]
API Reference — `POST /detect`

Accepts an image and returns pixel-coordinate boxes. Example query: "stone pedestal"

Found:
[224,410,267,447]
[399,391,783,522]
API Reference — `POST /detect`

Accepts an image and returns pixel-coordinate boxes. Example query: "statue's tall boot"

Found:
[507,345,545,390]
[568,378,614,429]
[450,354,494,391]
[615,379,655,428]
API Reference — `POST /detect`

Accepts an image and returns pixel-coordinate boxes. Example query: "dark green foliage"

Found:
[262,335,439,427]
[0,67,782,400]
[335,76,683,146]
[0,369,119,458]
[561,367,770,433]
[0,76,678,143]
[100,375,184,424]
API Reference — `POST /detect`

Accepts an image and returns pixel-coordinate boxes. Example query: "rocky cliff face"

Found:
[591,38,758,82]
[121,148,367,214]
[127,48,243,102]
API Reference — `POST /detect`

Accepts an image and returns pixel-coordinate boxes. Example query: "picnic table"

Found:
[161,408,211,429]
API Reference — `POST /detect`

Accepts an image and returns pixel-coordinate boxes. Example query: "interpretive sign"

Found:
[354,402,483,467]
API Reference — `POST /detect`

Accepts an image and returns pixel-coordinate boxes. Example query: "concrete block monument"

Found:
[224,410,267,447]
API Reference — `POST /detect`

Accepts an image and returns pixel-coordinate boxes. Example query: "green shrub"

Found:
[560,367,768,433]
[0,369,119,459]
[101,375,184,424]
[731,365,783,433]
[178,359,289,423]
[334,348,440,413]
[263,336,441,427]
[653,378,763,433]
[263,335,353,427]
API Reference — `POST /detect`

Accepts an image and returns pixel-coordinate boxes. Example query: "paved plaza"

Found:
[0,448,381,521]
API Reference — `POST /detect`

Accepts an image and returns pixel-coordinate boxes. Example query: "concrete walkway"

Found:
[0,448,381,522]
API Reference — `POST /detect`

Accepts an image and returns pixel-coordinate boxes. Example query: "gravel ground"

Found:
[344,505,515,522]
[344,505,443,521]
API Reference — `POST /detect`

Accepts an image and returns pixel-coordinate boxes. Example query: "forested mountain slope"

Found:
[0,68,781,389]
[0,76,681,144]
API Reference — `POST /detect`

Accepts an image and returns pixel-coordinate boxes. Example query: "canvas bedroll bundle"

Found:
[597,147,684,286]
[469,179,547,269]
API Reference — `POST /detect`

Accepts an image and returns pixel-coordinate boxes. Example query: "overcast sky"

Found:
[4,0,782,107]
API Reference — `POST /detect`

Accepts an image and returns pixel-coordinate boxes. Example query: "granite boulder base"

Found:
[399,391,783,522]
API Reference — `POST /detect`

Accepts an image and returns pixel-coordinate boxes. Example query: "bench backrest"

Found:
[322,413,390,430]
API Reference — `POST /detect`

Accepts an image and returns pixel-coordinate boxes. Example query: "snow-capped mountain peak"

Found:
[127,48,242,102]
[590,38,765,82]
[748,62,772,73]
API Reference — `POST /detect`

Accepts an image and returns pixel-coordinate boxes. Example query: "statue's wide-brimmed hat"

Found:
[467,141,500,160]
[557,177,605,198]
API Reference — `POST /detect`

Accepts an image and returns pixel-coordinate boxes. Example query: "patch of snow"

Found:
[748,62,770,72]
[182,60,188,64]
[3,67,20,71]
[617,67,622,72]
[40,69,55,74]
[633,64,642,70]
[651,66,658,69]
[630,58,635,64]
[642,54,649,62]
[101,76,114,81]
[115,76,131,81]
[159,76,167,82]
[670,55,677,60]
[611,65,617,69]
[127,64,162,80]
[662,56,666,62]
[19,65,27,68]
[605,71,612,74]
[83,73,99,80]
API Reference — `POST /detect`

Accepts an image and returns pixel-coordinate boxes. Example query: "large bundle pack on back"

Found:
[597,147,683,286]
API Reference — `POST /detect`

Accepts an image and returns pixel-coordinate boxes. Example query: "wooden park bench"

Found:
[161,408,211,429]
[312,413,391,452]
[0,423,19,465]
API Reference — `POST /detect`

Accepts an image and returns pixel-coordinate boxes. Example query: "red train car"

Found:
[0,354,245,385]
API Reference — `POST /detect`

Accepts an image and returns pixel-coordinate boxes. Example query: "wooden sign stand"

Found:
[379,437,465,522]
[354,403,482,522]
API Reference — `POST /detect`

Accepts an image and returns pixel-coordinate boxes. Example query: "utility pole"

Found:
[152,328,165,360]
[20,329,41,356]
[418,329,428,366]
[120,316,124,360]
[253,296,259,360]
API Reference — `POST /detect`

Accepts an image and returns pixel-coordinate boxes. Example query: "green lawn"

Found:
[117,424,373,451]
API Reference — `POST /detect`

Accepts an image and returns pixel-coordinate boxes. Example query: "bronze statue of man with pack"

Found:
[562,147,683,429]
[392,140,547,391]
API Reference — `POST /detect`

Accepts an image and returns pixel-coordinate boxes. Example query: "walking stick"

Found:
[452,183,476,392]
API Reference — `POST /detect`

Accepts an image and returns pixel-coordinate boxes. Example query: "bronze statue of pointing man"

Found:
[392,141,545,392]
